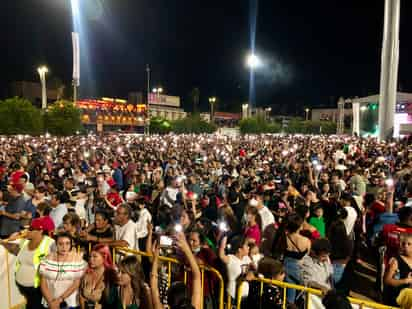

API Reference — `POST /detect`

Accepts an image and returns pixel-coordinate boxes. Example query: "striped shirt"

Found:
[39,252,87,308]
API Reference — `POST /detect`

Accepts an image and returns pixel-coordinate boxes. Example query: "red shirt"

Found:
[106,192,122,209]
[245,224,261,245]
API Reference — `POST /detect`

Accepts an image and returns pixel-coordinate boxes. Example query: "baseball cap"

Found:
[30,217,54,233]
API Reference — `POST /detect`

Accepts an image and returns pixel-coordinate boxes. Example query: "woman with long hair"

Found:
[384,233,412,306]
[117,255,153,309]
[244,206,262,246]
[40,232,87,309]
[80,244,117,309]
[273,213,311,304]
[328,213,354,289]
[295,204,321,240]
[219,235,252,301]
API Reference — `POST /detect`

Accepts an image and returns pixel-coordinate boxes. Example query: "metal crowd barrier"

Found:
[3,239,399,309]
[235,277,399,309]
[114,247,225,309]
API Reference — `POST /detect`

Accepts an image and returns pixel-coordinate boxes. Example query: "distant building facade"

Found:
[9,81,59,106]
[148,93,186,121]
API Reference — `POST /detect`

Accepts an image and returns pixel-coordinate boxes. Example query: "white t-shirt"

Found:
[136,208,152,239]
[15,247,36,287]
[226,254,251,298]
[115,220,138,250]
[258,206,275,232]
[75,198,87,220]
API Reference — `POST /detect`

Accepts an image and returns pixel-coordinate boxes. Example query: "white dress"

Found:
[39,252,87,307]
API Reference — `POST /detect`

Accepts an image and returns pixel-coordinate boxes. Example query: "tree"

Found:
[239,116,281,134]
[149,117,172,134]
[0,97,43,135]
[172,114,216,134]
[44,100,82,135]
[189,88,200,113]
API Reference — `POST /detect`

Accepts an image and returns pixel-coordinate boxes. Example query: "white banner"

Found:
[352,102,360,135]
[0,246,25,309]
[72,32,80,86]
[148,94,180,107]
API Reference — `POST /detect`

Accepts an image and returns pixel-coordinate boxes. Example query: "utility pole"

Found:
[146,64,151,135]
[337,97,345,135]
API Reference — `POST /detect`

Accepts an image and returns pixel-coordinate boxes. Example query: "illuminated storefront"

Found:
[76,97,147,132]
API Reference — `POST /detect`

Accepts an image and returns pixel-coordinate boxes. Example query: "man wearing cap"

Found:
[0,183,26,238]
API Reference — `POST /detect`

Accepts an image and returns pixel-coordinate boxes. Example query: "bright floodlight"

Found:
[71,0,80,17]
[37,66,48,75]
[246,54,261,69]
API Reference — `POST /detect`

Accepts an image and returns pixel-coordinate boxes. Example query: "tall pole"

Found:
[337,97,345,135]
[72,32,80,105]
[146,65,150,135]
[37,67,48,110]
[41,73,47,110]
[73,80,77,105]
[378,0,400,141]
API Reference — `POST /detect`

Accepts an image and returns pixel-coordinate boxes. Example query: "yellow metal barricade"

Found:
[235,277,399,309]
[114,247,225,309]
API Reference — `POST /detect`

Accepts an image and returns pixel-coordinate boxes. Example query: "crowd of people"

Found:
[0,133,412,309]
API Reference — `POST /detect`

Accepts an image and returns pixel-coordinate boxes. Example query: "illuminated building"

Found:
[76,97,147,132]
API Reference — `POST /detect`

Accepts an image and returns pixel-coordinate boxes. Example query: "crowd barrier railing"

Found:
[236,277,399,309]
[114,247,225,309]
[2,239,399,309]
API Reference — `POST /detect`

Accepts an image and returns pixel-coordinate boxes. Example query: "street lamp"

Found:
[37,66,48,110]
[305,108,310,121]
[208,97,216,123]
[360,105,368,112]
[152,87,163,106]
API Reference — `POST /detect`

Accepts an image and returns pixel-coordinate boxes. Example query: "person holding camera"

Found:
[40,232,87,309]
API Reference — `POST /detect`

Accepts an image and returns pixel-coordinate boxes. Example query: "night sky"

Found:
[1,0,412,115]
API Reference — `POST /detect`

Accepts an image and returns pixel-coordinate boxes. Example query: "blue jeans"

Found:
[284,256,302,303]
[333,263,345,286]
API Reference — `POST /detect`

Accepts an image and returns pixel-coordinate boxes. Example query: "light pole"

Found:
[37,66,48,110]
[242,104,249,119]
[305,108,310,121]
[153,87,163,100]
[265,107,272,121]
[208,97,216,123]
[145,65,151,135]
